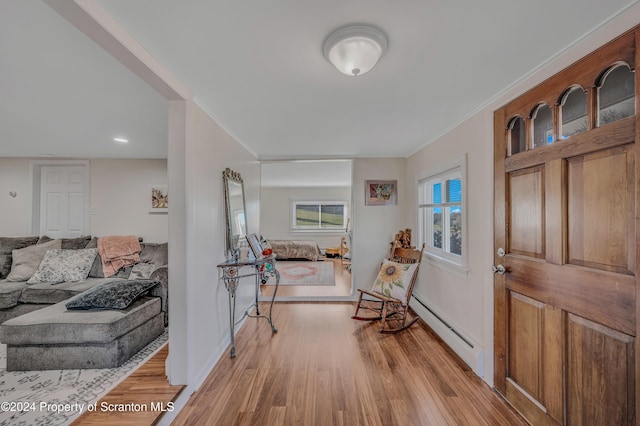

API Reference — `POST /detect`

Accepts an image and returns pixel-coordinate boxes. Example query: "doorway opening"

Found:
[259,159,353,300]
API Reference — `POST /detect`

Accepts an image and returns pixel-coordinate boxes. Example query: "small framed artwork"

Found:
[365,180,397,206]
[246,233,264,259]
[150,185,168,213]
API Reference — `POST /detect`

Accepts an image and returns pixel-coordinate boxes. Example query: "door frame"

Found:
[30,159,90,236]
[493,26,639,424]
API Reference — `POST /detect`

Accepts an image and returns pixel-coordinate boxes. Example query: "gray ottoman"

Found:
[0,296,164,370]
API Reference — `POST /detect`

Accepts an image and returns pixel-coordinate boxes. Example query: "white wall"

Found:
[260,186,351,249]
[169,98,260,389]
[404,5,640,386]
[91,159,168,242]
[0,157,168,242]
[351,158,407,292]
[406,112,492,380]
[0,158,32,236]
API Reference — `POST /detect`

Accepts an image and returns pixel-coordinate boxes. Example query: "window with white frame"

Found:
[418,160,466,267]
[291,201,348,231]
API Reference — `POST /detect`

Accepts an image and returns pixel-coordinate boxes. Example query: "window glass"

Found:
[432,207,442,249]
[432,183,442,248]
[446,178,461,203]
[292,201,347,230]
[446,178,462,255]
[561,87,588,138]
[599,65,635,126]
[419,166,465,264]
[295,204,320,227]
[532,104,553,148]
[320,204,345,227]
[508,116,526,155]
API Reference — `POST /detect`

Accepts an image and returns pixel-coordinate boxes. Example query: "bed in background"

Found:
[268,240,321,261]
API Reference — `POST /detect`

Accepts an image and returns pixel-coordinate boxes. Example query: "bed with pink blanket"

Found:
[268,240,321,261]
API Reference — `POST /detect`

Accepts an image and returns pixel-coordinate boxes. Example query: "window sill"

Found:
[423,253,470,278]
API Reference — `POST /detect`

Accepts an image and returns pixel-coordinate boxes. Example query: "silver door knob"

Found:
[491,264,506,274]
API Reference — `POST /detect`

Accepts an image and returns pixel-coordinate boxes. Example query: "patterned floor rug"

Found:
[269,261,335,286]
[0,329,168,426]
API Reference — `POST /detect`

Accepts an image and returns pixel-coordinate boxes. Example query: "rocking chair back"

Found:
[352,243,425,333]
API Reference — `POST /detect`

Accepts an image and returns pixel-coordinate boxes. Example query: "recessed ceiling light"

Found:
[113,137,129,143]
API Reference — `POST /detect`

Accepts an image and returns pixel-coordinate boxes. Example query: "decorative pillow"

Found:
[65,279,159,310]
[0,237,39,279]
[139,243,168,266]
[129,243,168,280]
[27,248,98,284]
[371,259,418,304]
[6,239,62,282]
[129,263,156,280]
[85,237,104,277]
[38,235,91,250]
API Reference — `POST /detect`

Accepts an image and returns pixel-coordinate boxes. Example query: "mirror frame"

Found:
[222,168,247,256]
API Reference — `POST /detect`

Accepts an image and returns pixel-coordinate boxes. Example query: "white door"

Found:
[39,165,88,238]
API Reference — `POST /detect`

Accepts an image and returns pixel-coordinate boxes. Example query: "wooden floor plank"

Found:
[71,345,184,426]
[173,302,526,426]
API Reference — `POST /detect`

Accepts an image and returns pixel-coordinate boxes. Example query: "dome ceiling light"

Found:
[323,24,388,77]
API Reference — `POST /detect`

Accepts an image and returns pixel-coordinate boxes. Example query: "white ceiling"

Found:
[0,1,168,159]
[261,160,352,188]
[1,0,638,160]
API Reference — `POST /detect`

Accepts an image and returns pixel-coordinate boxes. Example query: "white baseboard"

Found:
[410,295,484,377]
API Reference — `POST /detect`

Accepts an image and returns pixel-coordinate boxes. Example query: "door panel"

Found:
[508,292,544,399]
[508,292,564,423]
[568,145,635,274]
[508,167,544,258]
[567,313,634,425]
[45,192,62,233]
[68,192,85,233]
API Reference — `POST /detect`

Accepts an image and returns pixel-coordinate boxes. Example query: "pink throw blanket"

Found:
[98,235,141,278]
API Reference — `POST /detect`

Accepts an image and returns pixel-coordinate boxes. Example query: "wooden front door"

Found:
[494,29,638,425]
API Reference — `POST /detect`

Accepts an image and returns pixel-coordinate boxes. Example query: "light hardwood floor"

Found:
[173,302,526,425]
[72,266,525,425]
[71,345,184,425]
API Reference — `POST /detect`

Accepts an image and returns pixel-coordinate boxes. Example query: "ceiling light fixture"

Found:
[113,137,129,143]
[323,24,388,77]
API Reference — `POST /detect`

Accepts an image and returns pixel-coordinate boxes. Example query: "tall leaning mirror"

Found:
[223,168,248,256]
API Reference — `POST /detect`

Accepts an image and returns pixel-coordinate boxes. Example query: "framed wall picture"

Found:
[365,180,397,206]
[246,233,264,259]
[150,184,168,213]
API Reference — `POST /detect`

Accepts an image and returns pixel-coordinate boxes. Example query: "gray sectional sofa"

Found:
[0,236,168,370]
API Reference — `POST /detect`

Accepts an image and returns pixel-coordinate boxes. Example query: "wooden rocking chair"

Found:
[352,243,425,333]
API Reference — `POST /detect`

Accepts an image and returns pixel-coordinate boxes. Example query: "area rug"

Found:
[0,329,168,426]
[270,261,335,286]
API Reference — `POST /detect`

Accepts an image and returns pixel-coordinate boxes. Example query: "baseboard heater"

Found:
[410,293,484,377]
[411,294,474,349]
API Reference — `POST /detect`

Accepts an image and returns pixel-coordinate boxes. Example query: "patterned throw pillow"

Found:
[371,259,418,304]
[27,248,98,284]
[65,279,158,310]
